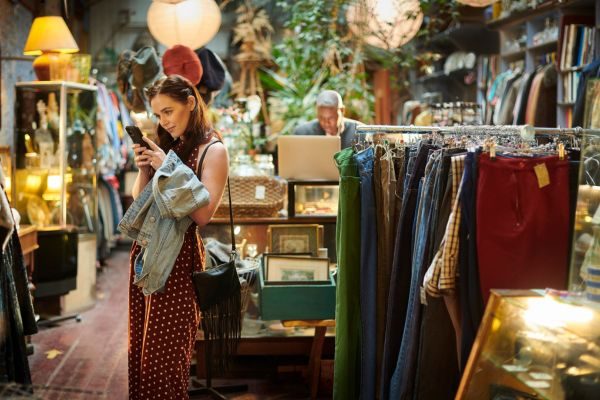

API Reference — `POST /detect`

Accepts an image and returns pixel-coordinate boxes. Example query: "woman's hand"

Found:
[141,136,166,170]
[133,142,152,174]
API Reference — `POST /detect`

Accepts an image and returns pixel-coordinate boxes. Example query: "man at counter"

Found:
[293,90,361,149]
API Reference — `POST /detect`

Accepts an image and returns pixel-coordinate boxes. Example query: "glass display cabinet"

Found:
[13,81,98,313]
[287,180,339,218]
[13,81,98,233]
[570,134,600,302]
[457,290,600,400]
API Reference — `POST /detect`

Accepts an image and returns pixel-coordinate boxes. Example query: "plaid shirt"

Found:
[423,154,466,298]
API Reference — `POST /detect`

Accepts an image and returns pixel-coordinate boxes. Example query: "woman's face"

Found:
[150,94,195,140]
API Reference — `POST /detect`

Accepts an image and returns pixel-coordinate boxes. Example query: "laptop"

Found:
[278,135,341,180]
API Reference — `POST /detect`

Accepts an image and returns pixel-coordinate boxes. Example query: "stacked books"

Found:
[562,71,582,103]
[560,24,597,70]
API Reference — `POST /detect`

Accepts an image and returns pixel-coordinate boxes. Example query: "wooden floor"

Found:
[27,246,326,400]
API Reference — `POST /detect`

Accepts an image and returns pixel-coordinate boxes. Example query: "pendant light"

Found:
[347,0,423,49]
[456,0,497,7]
[147,0,221,50]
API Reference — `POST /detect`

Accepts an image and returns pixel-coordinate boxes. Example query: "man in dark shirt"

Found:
[293,90,361,149]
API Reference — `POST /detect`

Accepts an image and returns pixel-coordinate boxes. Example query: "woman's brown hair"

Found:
[146,75,215,163]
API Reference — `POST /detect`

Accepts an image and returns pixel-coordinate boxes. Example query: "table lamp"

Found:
[23,16,79,81]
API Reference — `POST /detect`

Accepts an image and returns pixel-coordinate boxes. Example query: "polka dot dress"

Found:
[128,141,205,399]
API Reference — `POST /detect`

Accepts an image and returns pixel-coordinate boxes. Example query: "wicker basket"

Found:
[215,176,286,218]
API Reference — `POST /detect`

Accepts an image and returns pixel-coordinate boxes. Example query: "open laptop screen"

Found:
[277,135,341,180]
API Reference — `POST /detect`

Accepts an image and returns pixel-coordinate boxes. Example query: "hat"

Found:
[162,45,203,86]
[130,46,162,89]
[195,48,226,93]
[116,49,151,113]
[116,50,134,85]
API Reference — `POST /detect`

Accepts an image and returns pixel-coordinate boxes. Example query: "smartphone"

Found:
[125,126,150,149]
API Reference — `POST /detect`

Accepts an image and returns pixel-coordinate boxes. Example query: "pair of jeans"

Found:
[380,142,437,400]
[356,148,377,399]
[334,147,362,400]
[476,154,570,303]
[458,151,484,370]
[389,150,441,399]
[412,294,460,400]
[374,144,400,394]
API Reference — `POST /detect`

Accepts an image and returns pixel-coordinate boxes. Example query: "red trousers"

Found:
[476,154,570,302]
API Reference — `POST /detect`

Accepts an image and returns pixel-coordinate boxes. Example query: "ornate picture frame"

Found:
[267,224,323,256]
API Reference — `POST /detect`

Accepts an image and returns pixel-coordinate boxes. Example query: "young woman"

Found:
[129,75,228,399]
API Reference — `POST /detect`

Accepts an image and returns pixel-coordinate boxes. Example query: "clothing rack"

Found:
[355,124,600,139]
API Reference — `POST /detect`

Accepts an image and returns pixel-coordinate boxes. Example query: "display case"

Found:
[13,81,98,233]
[569,134,600,302]
[13,81,98,313]
[457,290,600,400]
[287,180,339,218]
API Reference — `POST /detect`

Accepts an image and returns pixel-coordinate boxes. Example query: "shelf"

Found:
[528,39,558,52]
[416,68,475,84]
[487,1,559,30]
[417,71,446,84]
[209,216,337,225]
[419,23,499,54]
[558,102,576,106]
[487,0,596,30]
[501,49,527,60]
[482,356,556,400]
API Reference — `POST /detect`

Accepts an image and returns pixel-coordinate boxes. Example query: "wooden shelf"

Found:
[487,0,596,29]
[487,1,559,29]
[416,68,475,84]
[209,216,337,225]
[419,23,499,54]
[417,71,446,83]
[501,48,526,60]
[528,39,558,52]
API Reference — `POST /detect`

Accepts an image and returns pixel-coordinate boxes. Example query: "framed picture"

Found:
[265,255,330,283]
[267,224,323,256]
[261,252,312,270]
[584,78,600,129]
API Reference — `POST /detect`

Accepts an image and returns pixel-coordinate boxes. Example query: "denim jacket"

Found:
[118,150,210,294]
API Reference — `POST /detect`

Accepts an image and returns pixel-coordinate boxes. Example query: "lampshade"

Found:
[347,0,423,49]
[456,0,496,6]
[23,16,79,56]
[147,0,221,50]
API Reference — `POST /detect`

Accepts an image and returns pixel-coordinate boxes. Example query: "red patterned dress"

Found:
[128,141,204,399]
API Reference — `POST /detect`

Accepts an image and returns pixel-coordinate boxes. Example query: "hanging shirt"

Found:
[423,154,466,297]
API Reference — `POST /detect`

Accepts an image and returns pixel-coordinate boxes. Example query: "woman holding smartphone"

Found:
[129,75,228,399]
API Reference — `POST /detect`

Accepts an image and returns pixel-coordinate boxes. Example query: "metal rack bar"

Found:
[355,124,600,138]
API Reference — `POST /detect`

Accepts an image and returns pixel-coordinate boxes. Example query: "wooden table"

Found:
[282,319,336,400]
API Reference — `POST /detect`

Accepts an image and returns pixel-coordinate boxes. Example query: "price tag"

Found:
[533,163,550,189]
[255,185,266,200]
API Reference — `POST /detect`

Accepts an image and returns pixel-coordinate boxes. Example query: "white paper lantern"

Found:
[347,0,423,49]
[456,0,496,7]
[147,0,221,50]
